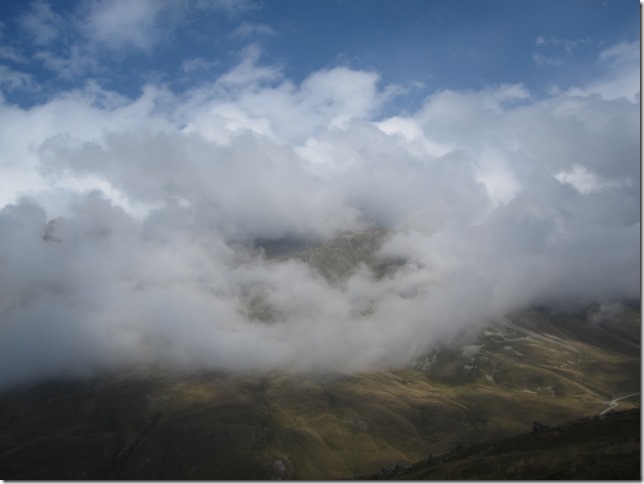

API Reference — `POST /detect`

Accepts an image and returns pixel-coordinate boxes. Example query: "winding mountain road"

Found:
[600,393,640,416]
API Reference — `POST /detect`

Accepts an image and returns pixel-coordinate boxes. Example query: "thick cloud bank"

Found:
[0,43,639,391]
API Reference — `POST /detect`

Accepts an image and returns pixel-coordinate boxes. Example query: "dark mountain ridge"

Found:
[365,407,640,480]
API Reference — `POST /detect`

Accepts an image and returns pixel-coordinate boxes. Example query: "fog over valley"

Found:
[0,3,639,392]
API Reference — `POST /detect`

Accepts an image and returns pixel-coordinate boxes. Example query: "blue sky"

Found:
[0,1,640,386]
[0,0,638,109]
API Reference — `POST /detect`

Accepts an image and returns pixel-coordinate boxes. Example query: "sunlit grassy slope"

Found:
[0,229,639,479]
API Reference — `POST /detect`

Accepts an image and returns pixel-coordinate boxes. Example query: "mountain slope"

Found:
[367,408,640,480]
[0,303,638,480]
[0,229,639,479]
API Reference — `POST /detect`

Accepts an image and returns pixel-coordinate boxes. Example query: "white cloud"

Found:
[0,39,639,391]
[180,57,220,73]
[0,65,33,92]
[533,35,592,68]
[598,40,639,65]
[0,46,28,64]
[19,0,65,45]
[534,35,589,53]
[475,146,521,206]
[490,83,530,103]
[532,53,563,66]
[34,44,99,79]
[80,0,261,53]
[184,51,384,145]
[81,0,164,51]
[15,0,257,80]
[193,0,258,16]
[232,22,277,38]
[375,116,453,158]
[215,44,283,89]
[567,41,640,102]
[298,67,381,129]
[554,164,618,194]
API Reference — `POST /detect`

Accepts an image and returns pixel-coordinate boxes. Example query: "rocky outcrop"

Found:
[532,421,550,433]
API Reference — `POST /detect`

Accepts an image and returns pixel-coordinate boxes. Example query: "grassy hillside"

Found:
[0,306,638,480]
[0,229,639,479]
[367,408,640,480]
[262,227,393,282]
